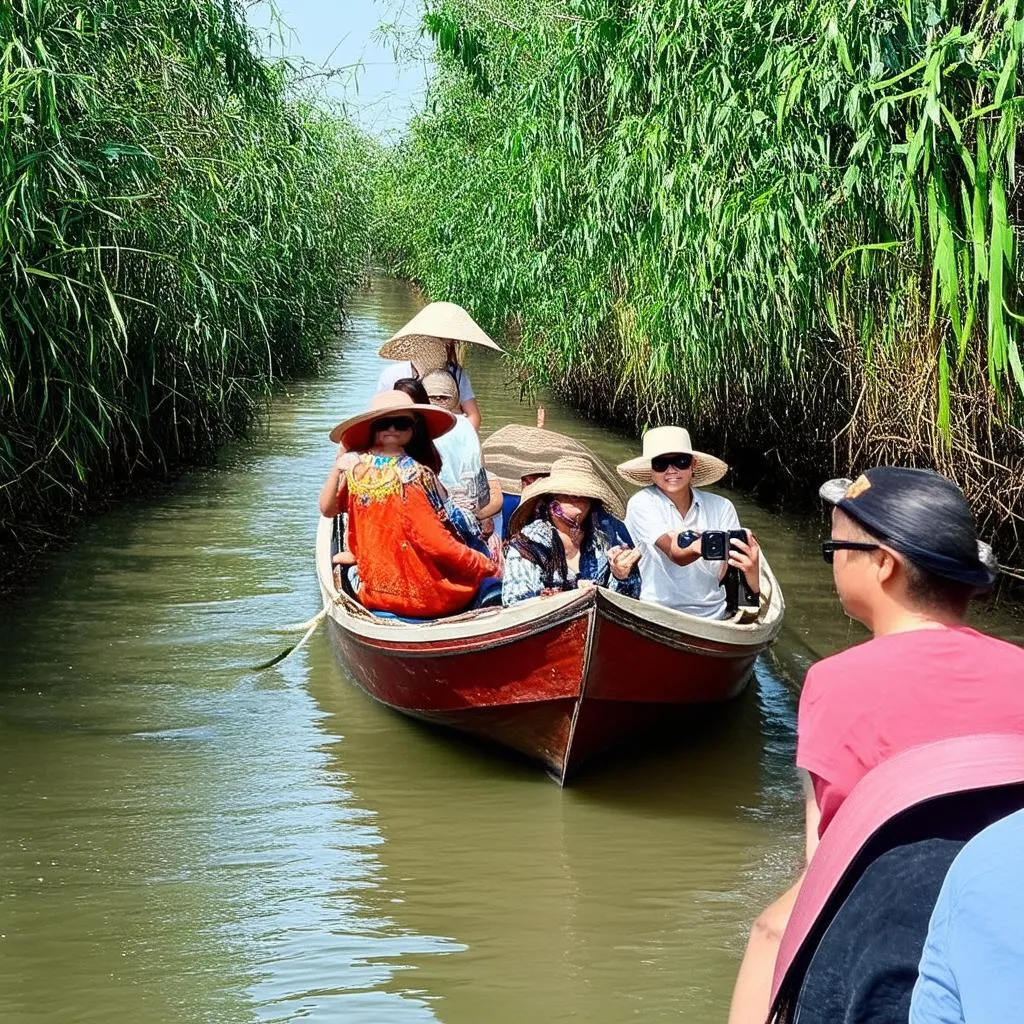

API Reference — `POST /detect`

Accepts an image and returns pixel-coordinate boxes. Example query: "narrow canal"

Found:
[2,279,1021,1023]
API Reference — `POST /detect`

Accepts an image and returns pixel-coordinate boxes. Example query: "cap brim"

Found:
[770,733,1024,1017]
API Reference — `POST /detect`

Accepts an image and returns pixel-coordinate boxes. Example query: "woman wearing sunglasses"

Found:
[615,426,760,618]
[728,467,1024,1024]
[319,391,495,619]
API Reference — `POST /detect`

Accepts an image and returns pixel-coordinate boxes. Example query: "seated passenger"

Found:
[728,467,1024,1024]
[375,301,503,430]
[502,456,641,606]
[420,369,492,516]
[319,391,495,618]
[616,427,760,617]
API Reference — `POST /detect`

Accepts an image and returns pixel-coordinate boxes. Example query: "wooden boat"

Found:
[315,515,785,783]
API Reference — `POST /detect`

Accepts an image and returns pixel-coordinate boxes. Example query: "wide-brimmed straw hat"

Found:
[481,424,627,505]
[616,426,728,488]
[509,455,626,536]
[328,390,455,448]
[420,369,460,410]
[378,301,503,361]
[769,733,1024,1021]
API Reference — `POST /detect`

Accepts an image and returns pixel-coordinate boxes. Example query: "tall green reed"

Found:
[378,0,1024,568]
[0,0,373,552]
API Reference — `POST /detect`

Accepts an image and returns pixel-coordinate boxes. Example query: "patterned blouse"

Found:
[501,507,642,607]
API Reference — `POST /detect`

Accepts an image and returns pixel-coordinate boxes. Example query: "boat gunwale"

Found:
[316,515,785,653]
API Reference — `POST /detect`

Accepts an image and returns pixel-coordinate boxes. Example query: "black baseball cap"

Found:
[819,467,996,589]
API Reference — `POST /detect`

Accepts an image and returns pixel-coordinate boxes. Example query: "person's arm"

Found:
[502,544,544,606]
[456,369,481,429]
[319,449,357,517]
[403,483,495,579]
[804,772,822,864]
[654,531,703,566]
[727,873,805,1024]
[727,771,821,1024]
[462,397,482,430]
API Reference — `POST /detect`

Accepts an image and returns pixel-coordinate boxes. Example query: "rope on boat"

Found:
[250,605,330,673]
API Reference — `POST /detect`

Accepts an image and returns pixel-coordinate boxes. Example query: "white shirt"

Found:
[625,485,740,618]
[434,414,487,511]
[376,361,475,403]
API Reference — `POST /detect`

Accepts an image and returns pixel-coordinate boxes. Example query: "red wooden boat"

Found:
[316,515,785,783]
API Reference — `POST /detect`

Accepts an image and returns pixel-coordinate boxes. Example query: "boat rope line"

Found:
[249,603,332,673]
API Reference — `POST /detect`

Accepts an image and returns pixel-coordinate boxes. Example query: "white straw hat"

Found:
[509,455,626,535]
[378,301,503,361]
[328,390,455,448]
[420,369,460,410]
[616,426,728,488]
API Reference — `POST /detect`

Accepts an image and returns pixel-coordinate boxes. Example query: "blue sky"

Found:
[248,1,428,136]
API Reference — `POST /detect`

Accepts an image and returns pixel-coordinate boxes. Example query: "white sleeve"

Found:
[625,493,665,551]
[376,362,412,393]
[457,368,476,402]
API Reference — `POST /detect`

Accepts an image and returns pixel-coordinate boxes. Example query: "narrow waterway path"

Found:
[2,279,1021,1023]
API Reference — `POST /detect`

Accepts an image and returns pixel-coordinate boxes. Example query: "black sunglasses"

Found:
[822,540,880,564]
[651,453,693,473]
[372,415,415,432]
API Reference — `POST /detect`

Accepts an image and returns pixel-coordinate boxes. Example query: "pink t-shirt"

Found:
[796,626,1024,836]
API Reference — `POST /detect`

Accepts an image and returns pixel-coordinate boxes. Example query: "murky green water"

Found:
[2,278,1021,1023]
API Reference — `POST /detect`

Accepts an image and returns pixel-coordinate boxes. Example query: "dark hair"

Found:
[393,376,431,405]
[509,496,595,590]
[374,383,442,474]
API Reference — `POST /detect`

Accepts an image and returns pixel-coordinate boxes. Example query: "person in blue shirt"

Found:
[910,807,1024,1023]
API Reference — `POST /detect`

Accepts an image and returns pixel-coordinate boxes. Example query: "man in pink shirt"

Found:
[728,467,1024,1024]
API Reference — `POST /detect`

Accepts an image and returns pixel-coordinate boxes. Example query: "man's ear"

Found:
[876,547,899,585]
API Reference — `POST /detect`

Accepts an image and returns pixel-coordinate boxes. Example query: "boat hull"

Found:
[325,608,590,778]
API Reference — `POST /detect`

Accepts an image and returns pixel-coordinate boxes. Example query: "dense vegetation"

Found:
[1,0,372,555]
[377,0,1024,570]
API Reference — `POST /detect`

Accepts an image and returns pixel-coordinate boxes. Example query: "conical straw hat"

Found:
[378,301,503,361]
[616,426,728,488]
[509,456,626,536]
[481,423,627,504]
[328,390,455,448]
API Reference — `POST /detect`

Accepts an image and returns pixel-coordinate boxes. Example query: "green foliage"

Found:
[382,0,1024,558]
[0,0,373,548]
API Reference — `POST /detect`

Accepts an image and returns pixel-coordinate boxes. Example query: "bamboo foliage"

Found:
[1,0,373,549]
[380,0,1024,560]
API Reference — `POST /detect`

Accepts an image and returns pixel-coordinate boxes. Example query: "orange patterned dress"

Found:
[343,452,495,617]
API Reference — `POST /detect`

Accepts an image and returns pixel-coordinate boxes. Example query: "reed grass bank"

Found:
[376,0,1024,573]
[1,0,372,560]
